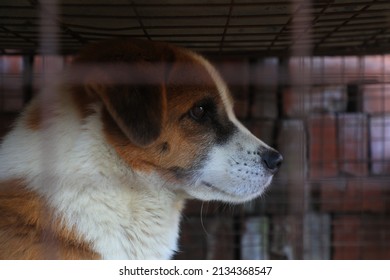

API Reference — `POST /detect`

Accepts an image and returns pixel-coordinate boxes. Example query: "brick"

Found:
[308,114,338,178]
[343,56,360,81]
[251,90,278,119]
[0,56,23,75]
[332,215,390,259]
[277,120,306,183]
[362,84,390,114]
[332,215,360,259]
[319,178,389,213]
[360,216,390,259]
[323,57,343,79]
[318,181,344,212]
[361,182,390,212]
[251,58,279,119]
[283,86,346,117]
[370,116,390,175]
[363,55,383,79]
[337,113,368,176]
[277,120,307,214]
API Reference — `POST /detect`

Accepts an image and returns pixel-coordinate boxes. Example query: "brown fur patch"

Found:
[0,179,100,259]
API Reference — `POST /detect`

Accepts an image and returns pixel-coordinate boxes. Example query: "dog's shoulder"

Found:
[0,179,100,259]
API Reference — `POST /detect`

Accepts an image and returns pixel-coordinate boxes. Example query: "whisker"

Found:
[200,202,210,236]
[229,156,239,164]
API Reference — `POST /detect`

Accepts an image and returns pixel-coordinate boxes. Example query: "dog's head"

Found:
[75,39,282,203]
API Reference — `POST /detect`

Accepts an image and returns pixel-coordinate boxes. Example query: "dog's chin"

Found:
[184,176,274,204]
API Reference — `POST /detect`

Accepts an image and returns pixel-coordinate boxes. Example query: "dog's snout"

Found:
[261,149,283,174]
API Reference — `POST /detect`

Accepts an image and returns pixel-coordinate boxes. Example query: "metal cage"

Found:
[1,0,390,260]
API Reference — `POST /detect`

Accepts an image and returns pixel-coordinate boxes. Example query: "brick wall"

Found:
[286,56,390,259]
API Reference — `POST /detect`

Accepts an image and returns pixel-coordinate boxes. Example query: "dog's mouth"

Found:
[156,163,273,202]
[201,181,232,196]
[200,179,268,201]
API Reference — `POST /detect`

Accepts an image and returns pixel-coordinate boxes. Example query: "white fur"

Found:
[189,134,274,203]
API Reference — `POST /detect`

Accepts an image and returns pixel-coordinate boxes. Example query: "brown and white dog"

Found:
[0,39,282,259]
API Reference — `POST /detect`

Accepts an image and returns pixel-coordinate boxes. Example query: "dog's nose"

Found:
[261,149,283,174]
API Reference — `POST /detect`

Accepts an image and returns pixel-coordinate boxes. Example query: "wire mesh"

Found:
[0,0,390,260]
[1,0,390,56]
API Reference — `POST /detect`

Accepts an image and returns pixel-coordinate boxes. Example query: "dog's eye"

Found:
[189,105,207,122]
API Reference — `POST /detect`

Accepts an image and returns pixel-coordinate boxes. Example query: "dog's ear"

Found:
[84,60,168,147]
[99,82,165,147]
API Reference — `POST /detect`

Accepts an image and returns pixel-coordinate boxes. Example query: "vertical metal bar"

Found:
[233,215,242,260]
[289,0,313,259]
[38,0,61,259]
[22,54,34,105]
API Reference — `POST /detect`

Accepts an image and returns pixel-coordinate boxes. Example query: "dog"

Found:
[0,39,282,259]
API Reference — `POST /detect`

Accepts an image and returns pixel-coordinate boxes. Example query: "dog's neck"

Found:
[50,171,186,259]
[44,168,186,259]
